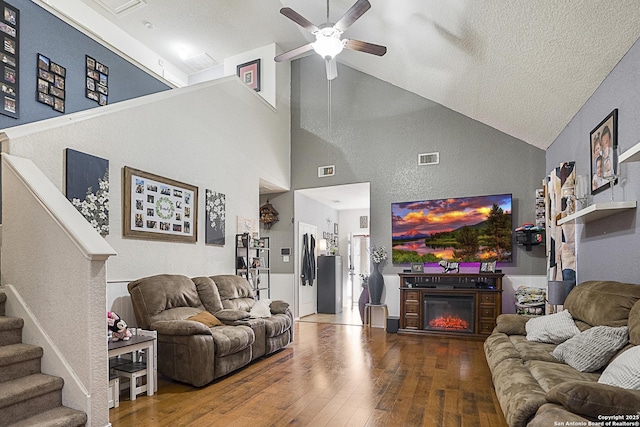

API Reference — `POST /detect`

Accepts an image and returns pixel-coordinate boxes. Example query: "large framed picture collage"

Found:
[123,167,198,243]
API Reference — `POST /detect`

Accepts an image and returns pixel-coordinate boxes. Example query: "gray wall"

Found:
[546,37,640,284]
[0,0,169,129]
[288,55,547,277]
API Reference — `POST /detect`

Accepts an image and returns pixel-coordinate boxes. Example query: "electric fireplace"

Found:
[423,294,475,334]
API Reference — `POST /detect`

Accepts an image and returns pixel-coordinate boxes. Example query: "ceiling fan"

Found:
[274,0,387,80]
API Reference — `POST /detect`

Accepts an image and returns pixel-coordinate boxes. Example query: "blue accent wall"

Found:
[0,0,169,129]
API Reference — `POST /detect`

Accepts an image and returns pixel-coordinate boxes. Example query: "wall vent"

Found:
[93,0,147,16]
[418,152,439,166]
[318,165,335,178]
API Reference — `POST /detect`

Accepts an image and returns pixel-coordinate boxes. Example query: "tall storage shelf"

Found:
[235,233,270,300]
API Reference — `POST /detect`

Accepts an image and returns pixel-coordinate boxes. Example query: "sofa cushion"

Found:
[187,311,223,327]
[211,275,256,311]
[210,325,254,357]
[526,360,600,392]
[250,299,272,318]
[525,310,580,344]
[264,313,293,338]
[484,333,522,372]
[598,346,640,389]
[629,300,640,346]
[192,276,224,314]
[564,281,640,328]
[510,335,559,363]
[551,326,629,372]
[547,381,640,417]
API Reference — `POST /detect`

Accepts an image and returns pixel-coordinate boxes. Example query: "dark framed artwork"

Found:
[65,149,109,235]
[36,53,65,113]
[85,55,109,105]
[0,2,18,118]
[236,59,261,92]
[590,109,618,195]
[205,189,226,245]
[123,167,198,242]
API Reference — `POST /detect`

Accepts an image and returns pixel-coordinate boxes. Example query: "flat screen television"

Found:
[391,193,512,266]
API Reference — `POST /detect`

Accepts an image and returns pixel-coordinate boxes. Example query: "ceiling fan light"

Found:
[313,35,344,60]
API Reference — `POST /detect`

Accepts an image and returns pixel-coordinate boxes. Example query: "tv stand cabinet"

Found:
[398,273,503,339]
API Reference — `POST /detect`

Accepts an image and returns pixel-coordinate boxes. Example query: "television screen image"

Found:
[391,193,512,265]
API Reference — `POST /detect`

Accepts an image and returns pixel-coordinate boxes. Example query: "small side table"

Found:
[364,303,389,331]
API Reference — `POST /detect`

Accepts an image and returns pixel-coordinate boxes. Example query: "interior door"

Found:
[298,222,318,318]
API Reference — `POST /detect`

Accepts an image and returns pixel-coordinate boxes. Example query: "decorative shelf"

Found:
[557,201,637,225]
[620,142,640,163]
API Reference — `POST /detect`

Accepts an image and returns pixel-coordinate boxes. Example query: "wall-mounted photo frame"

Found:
[123,166,198,242]
[236,58,260,92]
[411,262,424,273]
[85,55,109,106]
[205,189,226,246]
[334,223,338,234]
[359,215,368,228]
[0,2,18,119]
[36,53,65,113]
[590,109,618,195]
[480,261,497,273]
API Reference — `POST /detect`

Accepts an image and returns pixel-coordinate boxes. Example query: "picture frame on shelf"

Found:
[411,262,424,273]
[123,166,198,242]
[236,58,260,92]
[480,261,497,273]
[590,109,618,195]
[251,257,265,269]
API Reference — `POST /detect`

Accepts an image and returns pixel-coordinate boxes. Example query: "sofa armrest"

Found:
[215,308,250,324]
[270,300,290,315]
[547,381,640,418]
[150,319,213,336]
[495,313,534,335]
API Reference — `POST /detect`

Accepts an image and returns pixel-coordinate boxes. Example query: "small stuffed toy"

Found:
[107,311,132,341]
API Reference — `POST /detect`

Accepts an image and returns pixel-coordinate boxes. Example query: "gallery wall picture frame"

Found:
[123,166,198,243]
[65,148,109,236]
[236,58,261,92]
[36,53,65,113]
[205,189,226,246]
[0,1,18,119]
[85,55,109,106]
[590,109,618,195]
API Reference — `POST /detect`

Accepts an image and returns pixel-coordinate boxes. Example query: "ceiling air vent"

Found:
[418,152,439,166]
[318,165,335,178]
[93,0,147,16]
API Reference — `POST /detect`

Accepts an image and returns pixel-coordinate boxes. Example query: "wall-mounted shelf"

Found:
[619,142,640,163]
[557,201,637,225]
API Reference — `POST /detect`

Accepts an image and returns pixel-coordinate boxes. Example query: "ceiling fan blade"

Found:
[326,59,337,80]
[274,43,315,62]
[334,0,371,32]
[344,39,387,56]
[280,7,319,33]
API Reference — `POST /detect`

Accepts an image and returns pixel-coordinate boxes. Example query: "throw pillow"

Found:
[270,300,290,314]
[215,309,250,322]
[250,299,272,318]
[598,346,640,389]
[552,326,629,372]
[525,309,581,344]
[187,311,223,327]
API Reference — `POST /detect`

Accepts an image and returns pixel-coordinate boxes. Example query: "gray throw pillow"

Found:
[552,326,629,372]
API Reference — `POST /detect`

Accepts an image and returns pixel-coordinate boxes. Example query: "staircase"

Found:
[0,292,87,426]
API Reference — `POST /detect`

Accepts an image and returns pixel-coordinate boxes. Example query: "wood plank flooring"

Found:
[109,321,507,427]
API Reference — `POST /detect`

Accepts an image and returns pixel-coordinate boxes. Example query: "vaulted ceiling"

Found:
[69,1,640,150]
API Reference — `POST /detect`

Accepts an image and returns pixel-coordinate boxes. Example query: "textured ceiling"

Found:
[76,0,640,150]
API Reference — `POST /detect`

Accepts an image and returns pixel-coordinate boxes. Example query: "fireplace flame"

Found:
[429,315,469,330]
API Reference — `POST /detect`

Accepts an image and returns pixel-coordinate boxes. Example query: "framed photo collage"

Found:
[0,1,18,118]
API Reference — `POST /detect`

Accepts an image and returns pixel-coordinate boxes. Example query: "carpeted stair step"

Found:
[0,292,6,316]
[0,316,23,347]
[0,373,64,425]
[0,343,43,383]
[8,405,87,427]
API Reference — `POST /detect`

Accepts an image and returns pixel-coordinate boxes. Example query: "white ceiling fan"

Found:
[274,0,387,80]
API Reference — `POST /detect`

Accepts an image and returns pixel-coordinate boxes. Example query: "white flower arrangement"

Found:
[206,190,226,230]
[72,170,109,235]
[370,246,387,264]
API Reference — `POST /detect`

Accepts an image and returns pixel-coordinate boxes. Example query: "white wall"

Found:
[3,76,291,285]
[224,44,278,109]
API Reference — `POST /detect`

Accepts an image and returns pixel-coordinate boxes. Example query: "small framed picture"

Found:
[236,58,261,92]
[334,223,338,234]
[411,262,424,273]
[590,109,618,195]
[49,61,65,77]
[251,257,265,269]
[480,261,497,273]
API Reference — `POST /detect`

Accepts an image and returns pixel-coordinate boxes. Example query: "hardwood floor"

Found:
[109,322,507,427]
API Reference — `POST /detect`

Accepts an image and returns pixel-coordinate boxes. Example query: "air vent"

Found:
[318,165,335,178]
[418,152,439,166]
[93,0,146,16]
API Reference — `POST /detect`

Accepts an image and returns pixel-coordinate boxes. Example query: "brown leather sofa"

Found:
[128,274,293,387]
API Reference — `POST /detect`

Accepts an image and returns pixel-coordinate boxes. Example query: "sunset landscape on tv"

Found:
[391,194,512,265]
